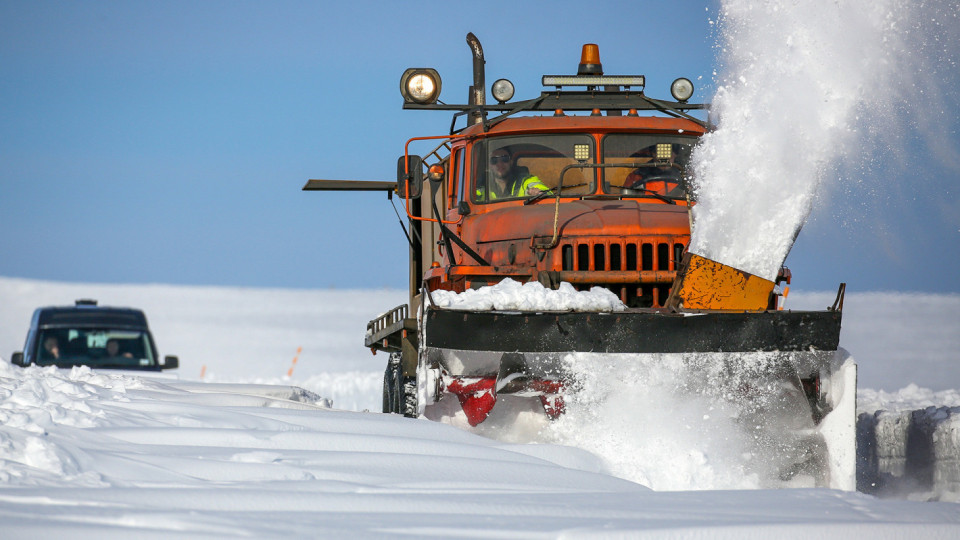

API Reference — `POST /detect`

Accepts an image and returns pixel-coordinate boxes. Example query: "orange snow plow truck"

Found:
[306,34,856,489]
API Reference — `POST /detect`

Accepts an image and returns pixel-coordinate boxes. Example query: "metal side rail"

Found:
[365,304,417,352]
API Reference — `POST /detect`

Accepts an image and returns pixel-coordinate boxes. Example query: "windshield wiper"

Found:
[614,186,677,204]
[524,183,588,205]
[634,188,677,205]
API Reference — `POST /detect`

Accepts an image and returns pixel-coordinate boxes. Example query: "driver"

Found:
[482,147,550,199]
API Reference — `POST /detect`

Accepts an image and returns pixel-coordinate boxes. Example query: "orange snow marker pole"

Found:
[200,365,207,379]
[287,347,302,377]
[778,286,790,311]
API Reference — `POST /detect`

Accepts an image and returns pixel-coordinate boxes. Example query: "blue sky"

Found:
[2,0,958,293]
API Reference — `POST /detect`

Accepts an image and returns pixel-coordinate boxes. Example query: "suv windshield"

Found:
[602,134,696,199]
[35,328,157,369]
[472,134,595,203]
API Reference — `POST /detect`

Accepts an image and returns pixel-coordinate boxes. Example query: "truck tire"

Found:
[382,365,395,413]
[402,377,418,418]
[382,353,403,414]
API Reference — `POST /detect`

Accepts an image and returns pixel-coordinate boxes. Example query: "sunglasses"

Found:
[489,155,511,165]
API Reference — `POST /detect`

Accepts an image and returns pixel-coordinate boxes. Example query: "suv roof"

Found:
[36,306,149,329]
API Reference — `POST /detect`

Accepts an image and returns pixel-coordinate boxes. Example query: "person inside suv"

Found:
[42,335,61,361]
[105,339,133,359]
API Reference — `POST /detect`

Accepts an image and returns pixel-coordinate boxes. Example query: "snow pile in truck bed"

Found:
[427,278,626,312]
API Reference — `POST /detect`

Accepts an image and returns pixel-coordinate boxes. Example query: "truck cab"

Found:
[369,38,713,315]
[429,115,703,308]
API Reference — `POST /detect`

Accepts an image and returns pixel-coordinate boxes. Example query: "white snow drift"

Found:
[1,276,959,537]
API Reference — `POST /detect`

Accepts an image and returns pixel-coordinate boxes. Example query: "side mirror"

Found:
[11,351,25,366]
[162,355,179,370]
[397,155,423,199]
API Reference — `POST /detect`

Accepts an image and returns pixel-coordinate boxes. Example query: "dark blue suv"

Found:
[10,299,179,371]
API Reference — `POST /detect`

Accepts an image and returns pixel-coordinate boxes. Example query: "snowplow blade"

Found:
[421,305,842,392]
[424,307,840,359]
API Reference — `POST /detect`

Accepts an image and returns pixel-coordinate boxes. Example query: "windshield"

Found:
[602,134,696,199]
[35,328,157,369]
[472,134,595,203]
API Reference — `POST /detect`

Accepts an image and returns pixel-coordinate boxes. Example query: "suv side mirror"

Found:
[11,351,25,366]
[162,355,179,370]
[397,155,423,199]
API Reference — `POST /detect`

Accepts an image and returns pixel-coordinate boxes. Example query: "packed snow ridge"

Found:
[427,278,626,312]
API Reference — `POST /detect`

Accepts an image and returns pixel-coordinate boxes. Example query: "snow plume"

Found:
[548,352,830,491]
[690,0,959,280]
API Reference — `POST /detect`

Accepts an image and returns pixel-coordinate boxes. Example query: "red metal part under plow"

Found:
[446,376,564,426]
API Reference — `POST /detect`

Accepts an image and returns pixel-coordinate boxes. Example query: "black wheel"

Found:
[382,365,395,413]
[382,353,403,414]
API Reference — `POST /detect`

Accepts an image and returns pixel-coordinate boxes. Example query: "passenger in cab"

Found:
[624,144,684,197]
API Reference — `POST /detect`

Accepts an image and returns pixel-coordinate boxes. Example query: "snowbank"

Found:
[3,276,960,509]
[1,360,959,537]
[857,386,960,501]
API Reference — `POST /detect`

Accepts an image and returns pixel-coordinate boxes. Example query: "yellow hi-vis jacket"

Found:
[476,174,549,200]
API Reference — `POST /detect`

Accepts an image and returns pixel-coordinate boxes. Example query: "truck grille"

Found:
[559,239,685,308]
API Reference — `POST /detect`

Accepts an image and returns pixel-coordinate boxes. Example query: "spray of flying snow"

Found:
[690,0,960,280]
[546,352,832,491]
[424,351,835,490]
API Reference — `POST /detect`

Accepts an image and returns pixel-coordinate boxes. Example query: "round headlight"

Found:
[670,77,694,102]
[491,78,515,103]
[407,74,436,102]
[400,68,442,104]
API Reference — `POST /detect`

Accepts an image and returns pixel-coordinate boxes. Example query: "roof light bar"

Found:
[542,75,645,88]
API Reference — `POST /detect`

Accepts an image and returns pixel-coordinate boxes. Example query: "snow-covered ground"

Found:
[1,276,959,537]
